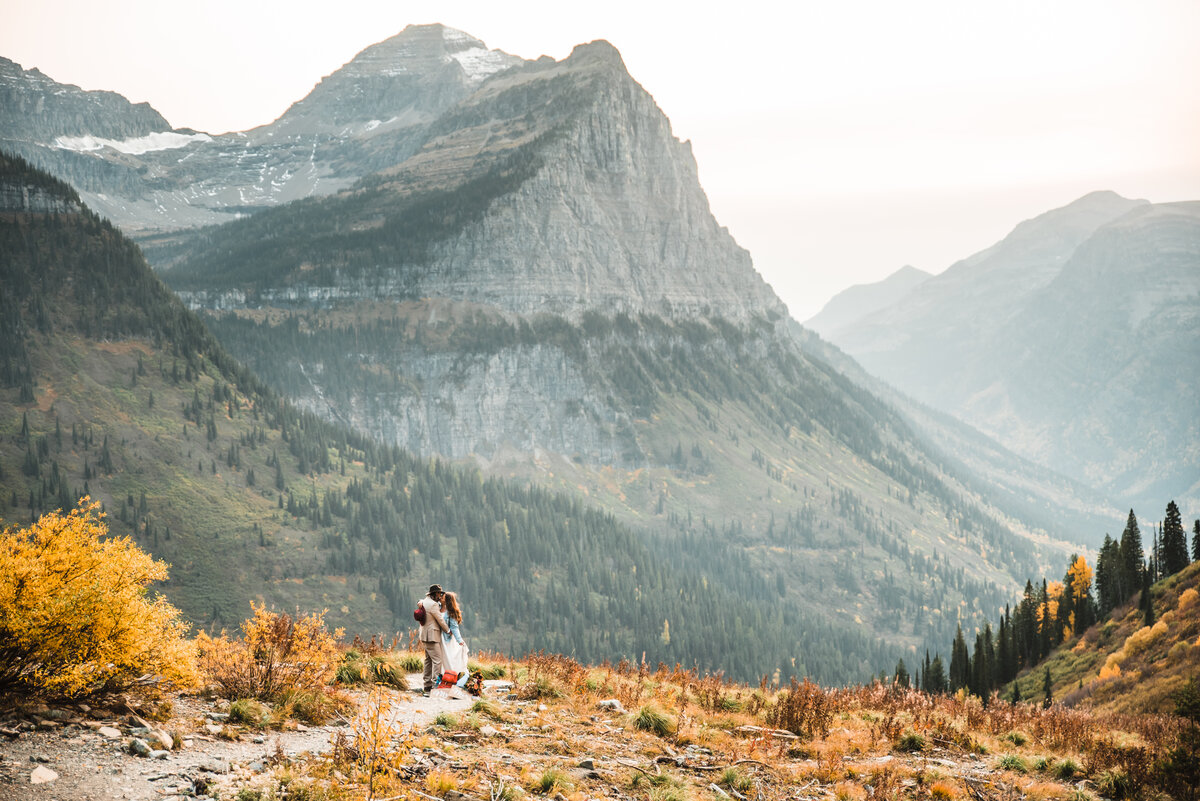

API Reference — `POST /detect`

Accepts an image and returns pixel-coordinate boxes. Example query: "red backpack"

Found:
[413,603,427,625]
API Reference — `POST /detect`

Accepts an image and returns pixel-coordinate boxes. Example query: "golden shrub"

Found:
[0,500,197,697]
[929,780,959,800]
[196,602,341,701]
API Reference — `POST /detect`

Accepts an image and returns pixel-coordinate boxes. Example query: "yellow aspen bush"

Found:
[196,602,341,701]
[0,500,197,697]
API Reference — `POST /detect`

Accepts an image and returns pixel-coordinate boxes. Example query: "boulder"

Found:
[30,765,59,784]
[148,728,174,750]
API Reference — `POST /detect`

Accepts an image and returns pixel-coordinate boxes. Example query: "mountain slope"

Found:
[979,202,1200,505]
[804,265,930,339]
[826,192,1197,509]
[150,36,1082,678]
[2,151,865,683]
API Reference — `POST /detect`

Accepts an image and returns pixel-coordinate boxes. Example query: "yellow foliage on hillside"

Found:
[0,500,197,697]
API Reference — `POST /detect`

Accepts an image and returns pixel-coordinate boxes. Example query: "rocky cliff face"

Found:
[0,181,80,214]
[167,41,784,323]
[271,24,521,136]
[400,42,782,319]
[169,34,789,495]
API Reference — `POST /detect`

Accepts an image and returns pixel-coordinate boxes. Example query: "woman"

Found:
[439,591,469,687]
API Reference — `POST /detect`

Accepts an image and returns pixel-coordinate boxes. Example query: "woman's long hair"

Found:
[443,591,463,623]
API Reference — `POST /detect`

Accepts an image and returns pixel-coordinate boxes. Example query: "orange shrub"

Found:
[196,602,341,701]
[0,500,197,697]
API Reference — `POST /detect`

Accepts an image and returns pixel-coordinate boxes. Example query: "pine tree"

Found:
[1141,567,1155,627]
[1095,535,1122,615]
[894,658,910,688]
[1193,520,1200,563]
[1042,666,1053,708]
[1161,501,1189,576]
[926,655,947,695]
[1118,510,1144,604]
[949,625,970,691]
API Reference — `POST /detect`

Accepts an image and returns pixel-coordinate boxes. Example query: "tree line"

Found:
[902,501,1198,701]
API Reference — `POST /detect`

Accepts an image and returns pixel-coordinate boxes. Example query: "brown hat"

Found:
[428,584,444,597]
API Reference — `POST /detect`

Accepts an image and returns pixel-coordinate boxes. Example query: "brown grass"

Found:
[204,644,1197,801]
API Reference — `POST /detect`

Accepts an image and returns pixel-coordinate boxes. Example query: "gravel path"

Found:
[0,675,505,800]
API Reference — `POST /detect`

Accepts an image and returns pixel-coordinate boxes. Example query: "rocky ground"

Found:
[0,675,494,800]
[1,666,1135,801]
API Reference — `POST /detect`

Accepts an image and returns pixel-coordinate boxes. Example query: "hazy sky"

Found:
[5,0,1199,320]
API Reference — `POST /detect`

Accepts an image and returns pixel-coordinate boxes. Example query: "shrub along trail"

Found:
[0,674,489,800]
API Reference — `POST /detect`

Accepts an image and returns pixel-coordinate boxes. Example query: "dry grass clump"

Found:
[530,767,572,795]
[229,698,271,729]
[632,704,676,737]
[335,649,410,689]
[928,779,959,800]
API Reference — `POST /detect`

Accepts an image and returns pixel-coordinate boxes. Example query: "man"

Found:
[419,584,451,695]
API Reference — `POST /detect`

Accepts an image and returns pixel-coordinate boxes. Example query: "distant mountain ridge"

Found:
[0,56,170,143]
[805,265,931,339]
[824,192,1199,510]
[0,25,531,233]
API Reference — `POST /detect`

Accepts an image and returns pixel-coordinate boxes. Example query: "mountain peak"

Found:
[339,23,521,84]
[804,264,931,338]
[268,25,523,135]
[564,39,629,75]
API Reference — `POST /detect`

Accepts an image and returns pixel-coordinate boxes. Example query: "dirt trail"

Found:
[0,675,501,800]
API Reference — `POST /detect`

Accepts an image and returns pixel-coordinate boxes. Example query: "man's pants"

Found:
[423,639,444,691]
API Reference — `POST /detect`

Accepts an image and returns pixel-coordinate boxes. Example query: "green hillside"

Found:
[0,152,908,683]
[198,299,1070,677]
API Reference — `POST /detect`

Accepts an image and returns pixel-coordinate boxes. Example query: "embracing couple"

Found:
[417,583,469,696]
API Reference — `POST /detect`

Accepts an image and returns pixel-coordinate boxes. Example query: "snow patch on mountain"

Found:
[54,131,212,155]
[449,47,515,82]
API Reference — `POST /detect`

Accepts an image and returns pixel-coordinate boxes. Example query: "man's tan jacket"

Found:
[419,596,450,642]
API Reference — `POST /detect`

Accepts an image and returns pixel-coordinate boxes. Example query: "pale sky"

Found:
[4,0,1199,320]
